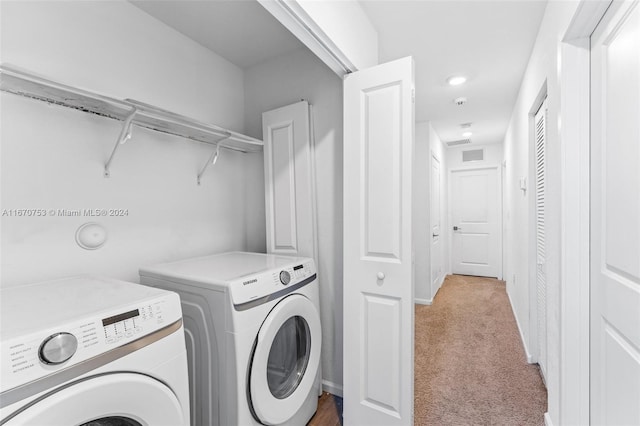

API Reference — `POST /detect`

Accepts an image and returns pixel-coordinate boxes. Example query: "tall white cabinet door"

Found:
[343,56,415,425]
[262,101,317,258]
[590,2,640,425]
[450,167,500,278]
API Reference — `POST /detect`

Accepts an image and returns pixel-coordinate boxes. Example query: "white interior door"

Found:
[451,167,500,278]
[590,2,640,425]
[262,101,317,259]
[431,153,442,296]
[534,99,548,380]
[343,56,414,425]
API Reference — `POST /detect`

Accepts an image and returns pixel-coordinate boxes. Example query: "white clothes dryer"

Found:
[0,276,190,426]
[139,251,322,426]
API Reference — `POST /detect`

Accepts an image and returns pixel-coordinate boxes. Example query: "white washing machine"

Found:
[139,251,322,426]
[0,275,190,426]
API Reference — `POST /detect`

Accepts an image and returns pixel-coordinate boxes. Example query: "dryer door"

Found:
[249,294,321,425]
[2,373,186,426]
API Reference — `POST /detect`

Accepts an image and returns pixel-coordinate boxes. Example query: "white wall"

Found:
[414,122,448,304]
[243,48,344,395]
[501,2,581,424]
[0,1,264,286]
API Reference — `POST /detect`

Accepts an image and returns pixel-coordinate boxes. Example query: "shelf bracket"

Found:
[197,136,230,185]
[104,107,137,178]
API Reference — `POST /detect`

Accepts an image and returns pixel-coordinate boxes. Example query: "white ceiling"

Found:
[130,0,305,69]
[360,1,547,146]
[131,0,547,147]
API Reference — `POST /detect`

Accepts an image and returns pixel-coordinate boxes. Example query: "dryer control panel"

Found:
[1,291,181,394]
[230,258,316,307]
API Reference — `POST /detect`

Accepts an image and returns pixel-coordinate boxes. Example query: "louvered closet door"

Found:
[534,99,547,380]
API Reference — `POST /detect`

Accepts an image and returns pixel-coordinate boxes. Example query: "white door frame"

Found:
[447,164,503,280]
[430,149,443,297]
[559,1,612,425]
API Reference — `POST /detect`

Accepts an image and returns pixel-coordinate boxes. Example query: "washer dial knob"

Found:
[39,332,78,365]
[279,270,291,285]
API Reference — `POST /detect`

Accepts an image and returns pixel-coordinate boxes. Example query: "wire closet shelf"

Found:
[0,64,263,184]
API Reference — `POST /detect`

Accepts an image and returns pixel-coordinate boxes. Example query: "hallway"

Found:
[415,275,547,425]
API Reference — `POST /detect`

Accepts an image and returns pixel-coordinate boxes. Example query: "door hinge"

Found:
[412,89,415,104]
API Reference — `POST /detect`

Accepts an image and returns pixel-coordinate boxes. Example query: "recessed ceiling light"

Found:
[447,75,467,86]
[462,131,473,138]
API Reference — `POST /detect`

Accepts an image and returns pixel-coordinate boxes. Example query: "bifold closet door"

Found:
[343,56,415,426]
[262,101,317,259]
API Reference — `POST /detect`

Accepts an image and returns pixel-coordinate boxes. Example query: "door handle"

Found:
[377,272,385,280]
[432,233,439,237]
[453,226,461,231]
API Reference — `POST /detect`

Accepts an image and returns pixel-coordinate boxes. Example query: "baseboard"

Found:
[322,379,343,397]
[415,297,432,305]
[544,412,553,426]
[506,288,535,363]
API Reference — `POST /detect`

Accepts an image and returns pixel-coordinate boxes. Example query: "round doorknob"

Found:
[377,272,385,280]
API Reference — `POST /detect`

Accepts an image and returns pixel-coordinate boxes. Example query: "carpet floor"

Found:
[415,274,547,425]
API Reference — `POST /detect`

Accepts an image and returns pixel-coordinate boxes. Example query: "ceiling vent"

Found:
[462,148,484,162]
[445,139,471,147]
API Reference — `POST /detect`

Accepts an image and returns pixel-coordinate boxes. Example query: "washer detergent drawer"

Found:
[0,373,187,426]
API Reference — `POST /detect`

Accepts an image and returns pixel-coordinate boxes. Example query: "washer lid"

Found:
[1,373,186,426]
[139,251,311,288]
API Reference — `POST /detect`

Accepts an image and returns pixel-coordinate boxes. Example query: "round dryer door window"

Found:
[249,294,321,425]
[266,315,311,399]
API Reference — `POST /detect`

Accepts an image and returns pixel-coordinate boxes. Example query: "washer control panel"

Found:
[1,292,180,393]
[231,258,316,306]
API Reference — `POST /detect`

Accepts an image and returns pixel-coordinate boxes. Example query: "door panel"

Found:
[451,168,500,277]
[343,56,414,425]
[362,294,401,413]
[591,1,640,424]
[362,83,402,260]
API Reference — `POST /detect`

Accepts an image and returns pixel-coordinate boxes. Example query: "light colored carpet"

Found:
[415,274,547,425]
